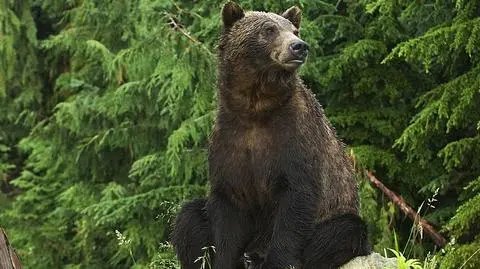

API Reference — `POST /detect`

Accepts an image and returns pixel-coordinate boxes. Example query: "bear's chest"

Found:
[210,125,281,208]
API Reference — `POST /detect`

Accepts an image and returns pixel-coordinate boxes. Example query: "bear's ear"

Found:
[222,2,245,28]
[281,6,302,28]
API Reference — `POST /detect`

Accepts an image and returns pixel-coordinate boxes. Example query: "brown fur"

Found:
[172,3,369,269]
[211,9,358,223]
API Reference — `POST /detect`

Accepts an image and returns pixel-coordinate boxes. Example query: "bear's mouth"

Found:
[271,51,307,71]
[282,58,305,70]
[287,59,304,64]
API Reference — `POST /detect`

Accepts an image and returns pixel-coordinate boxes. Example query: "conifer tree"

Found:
[0,0,43,219]
[0,1,479,268]
[385,1,480,267]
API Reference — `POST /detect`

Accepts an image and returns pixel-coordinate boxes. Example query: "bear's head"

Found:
[220,2,308,72]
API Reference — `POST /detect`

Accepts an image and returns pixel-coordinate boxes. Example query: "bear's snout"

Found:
[289,40,309,60]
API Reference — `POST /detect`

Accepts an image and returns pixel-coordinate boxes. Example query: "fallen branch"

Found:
[0,228,22,269]
[365,171,447,247]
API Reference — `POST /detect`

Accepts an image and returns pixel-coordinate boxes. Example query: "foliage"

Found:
[0,0,479,269]
[1,0,211,268]
[384,0,480,267]
[386,248,423,269]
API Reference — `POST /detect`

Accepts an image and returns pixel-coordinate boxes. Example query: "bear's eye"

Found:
[264,25,276,35]
[293,29,299,36]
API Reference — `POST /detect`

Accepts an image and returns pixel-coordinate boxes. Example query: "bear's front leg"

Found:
[207,194,254,269]
[262,175,317,269]
[243,252,264,269]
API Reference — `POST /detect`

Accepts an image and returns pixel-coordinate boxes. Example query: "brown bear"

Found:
[172,2,370,269]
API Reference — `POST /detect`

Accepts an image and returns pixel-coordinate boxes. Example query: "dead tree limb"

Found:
[365,171,447,247]
[0,228,22,269]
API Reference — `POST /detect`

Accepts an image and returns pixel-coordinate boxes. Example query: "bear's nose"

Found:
[289,40,309,59]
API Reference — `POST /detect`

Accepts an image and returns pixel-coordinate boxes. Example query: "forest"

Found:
[0,0,479,268]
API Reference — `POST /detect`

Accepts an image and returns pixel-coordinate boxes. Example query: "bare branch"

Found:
[364,171,447,247]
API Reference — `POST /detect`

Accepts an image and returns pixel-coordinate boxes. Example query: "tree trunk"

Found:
[0,228,22,269]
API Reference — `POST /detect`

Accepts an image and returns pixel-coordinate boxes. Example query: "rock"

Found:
[340,252,397,269]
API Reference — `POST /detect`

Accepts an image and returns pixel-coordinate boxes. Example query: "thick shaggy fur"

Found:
[172,199,213,269]
[172,2,370,269]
